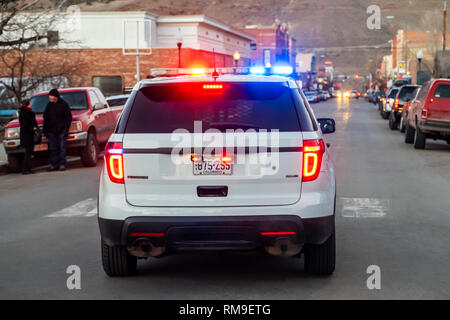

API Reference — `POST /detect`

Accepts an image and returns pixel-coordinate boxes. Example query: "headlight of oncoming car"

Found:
[4,127,20,139]
[69,121,83,133]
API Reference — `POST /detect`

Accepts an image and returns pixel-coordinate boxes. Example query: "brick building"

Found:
[382,29,450,83]
[242,22,297,70]
[0,12,255,96]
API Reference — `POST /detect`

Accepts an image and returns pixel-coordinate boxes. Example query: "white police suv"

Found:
[98,68,337,276]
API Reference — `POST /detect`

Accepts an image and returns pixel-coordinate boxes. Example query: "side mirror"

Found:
[93,102,106,111]
[317,118,336,134]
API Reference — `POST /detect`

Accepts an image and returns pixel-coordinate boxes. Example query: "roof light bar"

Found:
[149,65,295,77]
[273,66,293,75]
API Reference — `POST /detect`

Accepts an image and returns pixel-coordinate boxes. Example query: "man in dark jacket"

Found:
[43,89,72,171]
[19,99,38,174]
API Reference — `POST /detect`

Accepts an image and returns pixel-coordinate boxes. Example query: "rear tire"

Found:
[405,121,415,144]
[389,113,398,130]
[80,133,98,167]
[101,239,137,277]
[7,153,22,173]
[414,125,426,149]
[304,230,336,276]
[382,111,389,120]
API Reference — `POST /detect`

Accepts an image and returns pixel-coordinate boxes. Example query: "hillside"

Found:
[69,0,447,74]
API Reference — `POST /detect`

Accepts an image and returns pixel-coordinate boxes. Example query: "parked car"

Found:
[3,87,124,172]
[350,90,360,99]
[399,86,421,132]
[106,94,130,108]
[380,87,399,119]
[405,79,450,149]
[388,85,421,130]
[304,91,320,103]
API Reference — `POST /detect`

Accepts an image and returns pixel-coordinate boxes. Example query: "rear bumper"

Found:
[3,132,88,154]
[98,214,335,249]
[419,120,450,135]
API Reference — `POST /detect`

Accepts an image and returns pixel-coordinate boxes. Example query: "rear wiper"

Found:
[208,122,260,130]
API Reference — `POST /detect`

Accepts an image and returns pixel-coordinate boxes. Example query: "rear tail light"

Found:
[404,102,410,111]
[105,142,124,184]
[421,109,428,120]
[302,139,325,182]
[394,98,399,110]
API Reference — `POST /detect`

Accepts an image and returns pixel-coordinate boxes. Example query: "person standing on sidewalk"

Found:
[19,99,38,174]
[43,89,72,171]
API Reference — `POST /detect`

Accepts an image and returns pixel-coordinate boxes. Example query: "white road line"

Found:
[340,197,389,218]
[45,198,97,218]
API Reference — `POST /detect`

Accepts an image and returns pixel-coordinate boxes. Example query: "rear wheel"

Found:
[101,239,137,277]
[389,113,398,130]
[414,125,426,149]
[405,121,415,144]
[304,229,336,276]
[7,153,22,173]
[382,111,389,119]
[80,133,98,167]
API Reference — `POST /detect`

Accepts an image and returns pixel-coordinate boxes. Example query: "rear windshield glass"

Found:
[399,86,419,101]
[433,84,450,99]
[107,97,128,107]
[30,92,88,113]
[124,82,305,133]
[388,89,399,98]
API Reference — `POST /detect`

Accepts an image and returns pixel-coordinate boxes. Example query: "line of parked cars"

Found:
[377,79,450,149]
[303,89,334,104]
[2,88,129,172]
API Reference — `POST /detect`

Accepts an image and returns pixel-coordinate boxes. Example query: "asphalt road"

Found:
[1,98,449,299]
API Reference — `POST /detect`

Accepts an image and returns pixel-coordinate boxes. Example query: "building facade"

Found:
[242,22,297,70]
[0,12,255,96]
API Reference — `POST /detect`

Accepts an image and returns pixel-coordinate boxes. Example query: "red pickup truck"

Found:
[405,79,450,149]
[3,87,123,172]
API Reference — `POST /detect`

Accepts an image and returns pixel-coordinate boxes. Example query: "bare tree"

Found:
[0,0,87,105]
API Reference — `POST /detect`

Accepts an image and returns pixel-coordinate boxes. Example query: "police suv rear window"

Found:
[124,82,313,133]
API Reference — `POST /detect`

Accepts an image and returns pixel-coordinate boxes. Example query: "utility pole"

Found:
[444,1,447,51]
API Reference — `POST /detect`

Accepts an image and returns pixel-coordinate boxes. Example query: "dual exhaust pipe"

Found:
[128,236,302,257]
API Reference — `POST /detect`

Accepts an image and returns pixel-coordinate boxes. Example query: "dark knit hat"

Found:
[49,88,60,98]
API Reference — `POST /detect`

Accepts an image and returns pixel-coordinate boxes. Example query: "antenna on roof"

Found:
[212,48,219,80]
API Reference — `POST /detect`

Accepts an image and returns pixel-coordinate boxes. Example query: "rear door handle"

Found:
[197,186,228,197]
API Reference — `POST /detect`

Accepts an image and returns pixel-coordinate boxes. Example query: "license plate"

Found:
[34,143,48,152]
[193,159,232,175]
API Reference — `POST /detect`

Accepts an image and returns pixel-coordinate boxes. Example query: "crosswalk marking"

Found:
[45,198,97,218]
[340,197,389,218]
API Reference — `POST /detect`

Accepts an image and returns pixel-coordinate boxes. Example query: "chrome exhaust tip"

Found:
[264,238,302,256]
[128,238,166,257]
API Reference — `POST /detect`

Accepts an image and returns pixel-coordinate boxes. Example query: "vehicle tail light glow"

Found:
[221,155,232,163]
[130,232,165,237]
[260,231,296,236]
[421,109,428,120]
[394,98,399,110]
[302,139,325,182]
[106,142,124,184]
[203,84,223,89]
[191,153,202,162]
